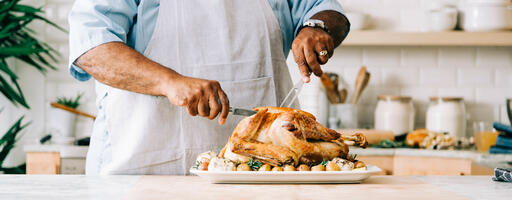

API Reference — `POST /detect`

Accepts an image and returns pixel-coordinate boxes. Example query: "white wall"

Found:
[2,0,511,166]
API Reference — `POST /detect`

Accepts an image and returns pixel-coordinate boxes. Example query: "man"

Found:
[69,0,350,175]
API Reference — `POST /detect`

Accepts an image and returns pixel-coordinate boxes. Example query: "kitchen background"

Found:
[1,0,511,169]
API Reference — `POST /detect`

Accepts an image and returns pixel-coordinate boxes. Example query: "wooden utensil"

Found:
[328,73,344,103]
[339,88,347,104]
[50,102,96,120]
[350,66,371,104]
[320,73,341,104]
[328,73,339,89]
[329,73,344,104]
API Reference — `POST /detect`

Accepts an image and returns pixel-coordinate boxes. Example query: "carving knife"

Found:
[229,107,257,116]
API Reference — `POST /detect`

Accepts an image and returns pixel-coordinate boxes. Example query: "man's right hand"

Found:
[163,75,230,125]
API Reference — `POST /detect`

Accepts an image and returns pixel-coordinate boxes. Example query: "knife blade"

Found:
[229,107,257,116]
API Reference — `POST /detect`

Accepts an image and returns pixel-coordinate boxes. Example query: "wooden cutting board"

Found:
[337,129,395,144]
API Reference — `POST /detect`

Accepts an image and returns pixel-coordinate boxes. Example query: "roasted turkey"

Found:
[219,107,367,167]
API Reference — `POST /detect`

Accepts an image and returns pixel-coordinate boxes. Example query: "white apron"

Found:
[102,0,294,174]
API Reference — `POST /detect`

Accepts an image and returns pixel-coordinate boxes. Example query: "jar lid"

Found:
[429,96,464,102]
[378,95,412,101]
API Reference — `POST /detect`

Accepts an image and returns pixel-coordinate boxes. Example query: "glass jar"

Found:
[473,121,499,152]
[374,95,415,136]
[426,97,466,140]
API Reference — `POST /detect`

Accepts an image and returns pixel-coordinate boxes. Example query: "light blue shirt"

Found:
[68,0,345,81]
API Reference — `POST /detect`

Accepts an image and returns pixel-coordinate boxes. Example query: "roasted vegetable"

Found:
[259,164,272,171]
[284,165,295,171]
[272,166,283,171]
[311,164,325,171]
[326,161,341,171]
[237,163,251,171]
[297,164,310,171]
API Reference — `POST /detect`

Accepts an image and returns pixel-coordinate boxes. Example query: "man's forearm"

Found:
[74,42,178,96]
[74,42,230,123]
[310,10,350,48]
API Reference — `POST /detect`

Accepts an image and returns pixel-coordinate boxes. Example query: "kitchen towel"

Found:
[490,145,512,154]
[493,168,512,182]
[493,122,512,136]
[495,134,512,148]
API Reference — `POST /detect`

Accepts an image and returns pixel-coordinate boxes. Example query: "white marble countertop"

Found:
[0,175,509,200]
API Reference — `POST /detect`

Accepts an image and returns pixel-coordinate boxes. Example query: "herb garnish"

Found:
[247,159,263,171]
[193,161,200,169]
[320,159,328,166]
[348,154,358,161]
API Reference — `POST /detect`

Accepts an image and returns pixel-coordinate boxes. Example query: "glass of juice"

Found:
[473,121,499,153]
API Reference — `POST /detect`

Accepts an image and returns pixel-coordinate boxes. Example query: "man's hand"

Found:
[163,75,230,125]
[291,27,334,83]
[291,10,350,83]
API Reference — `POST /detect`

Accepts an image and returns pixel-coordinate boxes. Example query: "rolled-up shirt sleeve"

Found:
[68,0,138,81]
[288,0,345,37]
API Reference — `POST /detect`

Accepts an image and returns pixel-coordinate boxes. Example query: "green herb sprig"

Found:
[348,154,358,161]
[320,159,328,166]
[193,161,200,169]
[247,159,263,171]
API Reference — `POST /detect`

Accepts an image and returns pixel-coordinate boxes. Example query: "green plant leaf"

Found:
[0,22,21,39]
[11,4,41,14]
[0,74,29,108]
[33,15,66,32]
[0,116,30,167]
[0,47,47,56]
[15,55,48,73]
[56,93,83,109]
[0,163,26,174]
[0,0,63,108]
[0,0,18,13]
[0,60,17,79]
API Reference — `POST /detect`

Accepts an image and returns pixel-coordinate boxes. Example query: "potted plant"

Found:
[49,94,82,144]
[0,0,63,173]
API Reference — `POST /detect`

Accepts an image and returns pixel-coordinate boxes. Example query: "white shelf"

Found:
[342,31,512,46]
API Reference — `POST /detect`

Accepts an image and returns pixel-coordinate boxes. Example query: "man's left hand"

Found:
[291,27,334,83]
